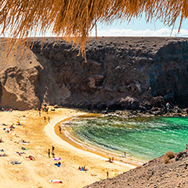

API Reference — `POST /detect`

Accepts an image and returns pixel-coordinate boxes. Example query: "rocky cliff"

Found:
[1,37,188,110]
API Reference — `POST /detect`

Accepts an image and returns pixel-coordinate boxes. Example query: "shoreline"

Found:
[53,115,143,167]
[44,113,141,168]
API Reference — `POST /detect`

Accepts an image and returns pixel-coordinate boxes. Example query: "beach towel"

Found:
[10,161,21,165]
[50,180,62,184]
[21,147,28,150]
[54,157,61,161]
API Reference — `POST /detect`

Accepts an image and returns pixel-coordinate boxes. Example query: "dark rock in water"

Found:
[1,37,188,110]
[166,102,175,110]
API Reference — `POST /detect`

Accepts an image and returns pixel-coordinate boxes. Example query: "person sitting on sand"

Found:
[16,121,21,125]
[1,123,7,126]
[112,157,114,162]
[26,155,35,160]
[9,125,15,129]
[0,137,4,143]
[5,129,11,133]
[16,152,25,156]
[54,162,61,167]
[78,166,88,171]
[107,158,113,163]
[0,153,7,157]
[20,139,30,144]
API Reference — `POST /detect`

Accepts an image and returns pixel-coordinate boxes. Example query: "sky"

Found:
[90,16,188,37]
[1,15,188,38]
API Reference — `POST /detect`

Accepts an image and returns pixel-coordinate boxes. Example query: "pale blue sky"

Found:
[1,15,188,37]
[98,17,187,30]
[92,16,188,37]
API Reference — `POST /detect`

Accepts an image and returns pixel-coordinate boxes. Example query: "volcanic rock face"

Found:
[1,37,188,110]
[0,43,41,110]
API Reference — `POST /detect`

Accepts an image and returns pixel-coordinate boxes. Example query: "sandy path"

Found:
[0,108,138,188]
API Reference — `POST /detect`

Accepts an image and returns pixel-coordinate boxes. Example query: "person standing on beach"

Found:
[44,116,46,122]
[48,116,50,123]
[59,126,61,133]
[107,171,109,179]
[48,149,50,158]
[52,146,55,158]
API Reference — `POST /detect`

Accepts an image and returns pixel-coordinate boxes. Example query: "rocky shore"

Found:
[85,149,188,188]
[100,103,188,118]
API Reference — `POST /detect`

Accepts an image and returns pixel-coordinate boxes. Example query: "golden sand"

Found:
[0,108,139,188]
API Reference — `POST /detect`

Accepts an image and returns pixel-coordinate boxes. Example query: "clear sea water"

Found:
[68,116,188,161]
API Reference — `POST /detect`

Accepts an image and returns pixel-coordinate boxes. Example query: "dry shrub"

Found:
[0,0,188,57]
[163,151,175,164]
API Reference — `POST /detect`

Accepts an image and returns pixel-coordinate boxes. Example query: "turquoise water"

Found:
[68,116,188,161]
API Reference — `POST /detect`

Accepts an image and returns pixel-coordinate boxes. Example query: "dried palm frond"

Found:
[0,0,188,56]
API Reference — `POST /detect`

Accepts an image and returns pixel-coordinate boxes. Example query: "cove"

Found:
[67,116,188,161]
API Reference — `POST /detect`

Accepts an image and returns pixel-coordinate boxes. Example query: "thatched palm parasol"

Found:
[0,0,188,55]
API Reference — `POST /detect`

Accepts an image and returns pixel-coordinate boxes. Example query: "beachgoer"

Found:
[0,137,3,143]
[39,110,41,117]
[48,149,50,158]
[79,166,88,171]
[107,171,109,179]
[20,139,30,144]
[17,121,21,125]
[54,162,61,167]
[9,125,15,129]
[44,116,46,122]
[52,146,55,158]
[0,153,6,157]
[124,152,127,156]
[26,155,35,160]
[16,152,25,156]
[108,158,112,163]
[112,157,114,162]
[59,125,62,134]
[48,116,50,123]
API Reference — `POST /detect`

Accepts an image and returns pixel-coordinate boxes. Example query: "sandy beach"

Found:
[0,107,140,188]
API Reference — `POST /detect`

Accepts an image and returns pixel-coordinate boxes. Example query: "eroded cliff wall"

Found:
[1,37,188,110]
